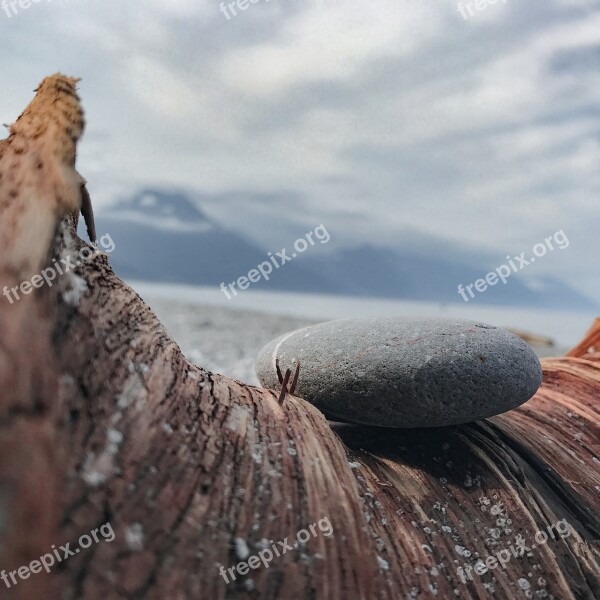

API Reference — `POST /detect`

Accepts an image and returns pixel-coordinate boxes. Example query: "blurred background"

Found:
[2,0,599,380]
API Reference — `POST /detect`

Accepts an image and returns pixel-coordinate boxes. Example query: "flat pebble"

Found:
[255,317,542,428]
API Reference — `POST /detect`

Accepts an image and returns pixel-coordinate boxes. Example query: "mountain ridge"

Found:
[88,189,598,310]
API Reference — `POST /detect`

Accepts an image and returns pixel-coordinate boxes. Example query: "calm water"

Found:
[130,281,598,350]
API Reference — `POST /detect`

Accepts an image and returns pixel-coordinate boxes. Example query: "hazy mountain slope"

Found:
[303,245,597,309]
[89,189,598,310]
[95,190,335,294]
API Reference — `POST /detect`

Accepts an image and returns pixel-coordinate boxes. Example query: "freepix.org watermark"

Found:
[457,230,569,303]
[2,0,54,19]
[218,516,333,584]
[457,518,573,584]
[2,233,115,305]
[219,0,344,20]
[457,0,509,21]
[1,522,115,589]
[219,224,330,300]
[220,0,265,20]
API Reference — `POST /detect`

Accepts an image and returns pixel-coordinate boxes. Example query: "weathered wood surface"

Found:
[0,77,598,600]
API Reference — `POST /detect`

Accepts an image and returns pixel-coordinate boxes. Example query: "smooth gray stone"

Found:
[255,317,543,428]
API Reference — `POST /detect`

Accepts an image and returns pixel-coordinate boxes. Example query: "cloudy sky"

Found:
[1,0,599,298]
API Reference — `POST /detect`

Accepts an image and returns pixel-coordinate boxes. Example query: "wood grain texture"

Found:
[0,78,598,600]
[0,74,86,280]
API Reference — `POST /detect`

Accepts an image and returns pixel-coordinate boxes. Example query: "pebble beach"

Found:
[145,296,318,385]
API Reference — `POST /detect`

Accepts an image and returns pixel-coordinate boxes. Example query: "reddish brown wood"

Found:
[0,77,598,600]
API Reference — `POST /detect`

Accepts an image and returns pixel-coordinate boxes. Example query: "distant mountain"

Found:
[90,189,598,310]
[107,190,216,231]
[302,245,597,309]
[94,190,335,294]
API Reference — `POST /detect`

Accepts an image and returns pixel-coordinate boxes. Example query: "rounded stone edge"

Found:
[255,320,545,429]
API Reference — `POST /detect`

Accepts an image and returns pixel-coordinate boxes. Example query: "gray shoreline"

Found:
[143,296,566,387]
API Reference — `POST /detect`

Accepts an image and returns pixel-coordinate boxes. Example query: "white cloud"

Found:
[1,0,599,298]
[221,0,445,95]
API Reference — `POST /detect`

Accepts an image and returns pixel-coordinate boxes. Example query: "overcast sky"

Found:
[1,0,599,298]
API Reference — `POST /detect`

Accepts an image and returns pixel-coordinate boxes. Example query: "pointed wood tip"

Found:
[10,73,85,165]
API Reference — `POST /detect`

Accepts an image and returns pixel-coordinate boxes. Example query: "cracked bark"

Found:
[0,85,599,600]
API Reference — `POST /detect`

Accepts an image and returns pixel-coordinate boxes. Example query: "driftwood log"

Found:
[0,77,599,600]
